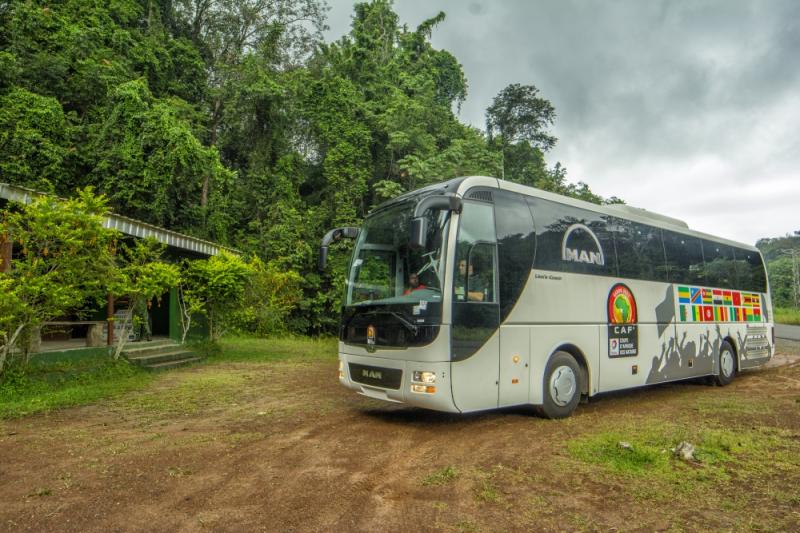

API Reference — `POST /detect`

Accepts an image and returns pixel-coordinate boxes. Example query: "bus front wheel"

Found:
[540,351,582,419]
[714,341,737,386]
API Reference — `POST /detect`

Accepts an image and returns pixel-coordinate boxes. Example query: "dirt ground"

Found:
[2,341,800,532]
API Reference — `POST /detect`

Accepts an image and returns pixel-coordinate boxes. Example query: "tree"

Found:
[0,88,70,192]
[0,277,26,373]
[230,256,303,335]
[177,275,205,344]
[484,87,611,204]
[397,127,502,191]
[108,238,181,359]
[89,79,234,242]
[314,1,472,213]
[182,252,254,341]
[171,0,329,206]
[0,189,118,372]
[486,83,557,152]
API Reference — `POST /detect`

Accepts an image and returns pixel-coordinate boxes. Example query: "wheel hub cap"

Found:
[550,366,576,406]
[721,349,734,377]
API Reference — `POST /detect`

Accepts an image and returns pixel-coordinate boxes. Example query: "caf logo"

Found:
[608,284,637,324]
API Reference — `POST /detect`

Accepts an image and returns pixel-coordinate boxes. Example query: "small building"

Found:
[0,182,235,355]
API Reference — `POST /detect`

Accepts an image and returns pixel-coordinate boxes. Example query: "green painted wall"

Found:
[169,287,181,342]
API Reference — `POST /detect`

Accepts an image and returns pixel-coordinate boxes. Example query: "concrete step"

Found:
[145,357,204,371]
[122,340,179,356]
[127,350,197,366]
[121,339,203,371]
[126,337,174,347]
[123,344,183,358]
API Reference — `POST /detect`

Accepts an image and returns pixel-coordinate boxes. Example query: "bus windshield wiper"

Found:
[366,310,418,335]
[387,311,419,335]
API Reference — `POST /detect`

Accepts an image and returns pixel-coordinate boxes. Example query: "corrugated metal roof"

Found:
[0,183,238,256]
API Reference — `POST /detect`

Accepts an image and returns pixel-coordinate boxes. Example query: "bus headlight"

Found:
[412,371,437,384]
[338,360,344,379]
[411,384,436,394]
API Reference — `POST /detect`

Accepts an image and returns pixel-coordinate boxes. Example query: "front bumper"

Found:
[338,352,459,413]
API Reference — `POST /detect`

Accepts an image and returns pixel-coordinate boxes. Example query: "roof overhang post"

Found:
[0,231,11,273]
[107,294,115,346]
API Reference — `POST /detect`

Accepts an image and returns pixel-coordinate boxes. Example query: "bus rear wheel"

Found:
[714,341,737,386]
[540,351,582,419]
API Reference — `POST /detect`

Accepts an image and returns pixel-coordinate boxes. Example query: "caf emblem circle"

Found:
[608,283,637,324]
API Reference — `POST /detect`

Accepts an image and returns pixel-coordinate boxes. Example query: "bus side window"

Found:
[611,219,666,282]
[702,241,738,290]
[663,231,705,285]
[734,249,767,293]
[529,198,615,276]
[495,191,535,320]
[465,242,496,303]
[453,200,497,303]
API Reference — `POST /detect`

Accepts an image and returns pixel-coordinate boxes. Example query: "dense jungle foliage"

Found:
[0,0,628,334]
[756,233,800,310]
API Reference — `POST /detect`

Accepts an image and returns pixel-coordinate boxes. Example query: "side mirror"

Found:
[408,194,462,250]
[409,217,427,250]
[318,246,329,272]
[318,226,359,271]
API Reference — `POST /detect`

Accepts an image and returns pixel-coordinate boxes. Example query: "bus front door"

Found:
[450,200,501,412]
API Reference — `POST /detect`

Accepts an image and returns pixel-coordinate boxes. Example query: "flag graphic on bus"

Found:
[677,285,764,323]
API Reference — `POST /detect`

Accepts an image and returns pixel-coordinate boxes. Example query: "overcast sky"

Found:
[324,0,800,246]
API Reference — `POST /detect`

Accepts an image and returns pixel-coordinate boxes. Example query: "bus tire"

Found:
[714,341,737,386]
[540,351,582,419]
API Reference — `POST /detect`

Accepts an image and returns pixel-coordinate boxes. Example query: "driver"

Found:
[403,272,427,295]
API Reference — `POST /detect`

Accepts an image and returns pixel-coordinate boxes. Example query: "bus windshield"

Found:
[346,202,450,309]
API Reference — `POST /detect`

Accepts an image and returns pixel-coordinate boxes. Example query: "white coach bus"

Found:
[319,176,773,418]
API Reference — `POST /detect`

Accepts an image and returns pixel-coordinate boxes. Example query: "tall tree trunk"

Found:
[0,231,11,273]
[202,99,223,208]
[0,324,25,374]
[113,308,134,359]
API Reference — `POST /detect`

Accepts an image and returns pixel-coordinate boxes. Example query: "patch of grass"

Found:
[569,430,671,476]
[454,519,479,532]
[167,466,193,477]
[567,512,596,530]
[774,307,800,325]
[694,395,773,416]
[213,336,338,363]
[475,478,499,503]
[26,487,52,497]
[0,357,153,419]
[0,336,336,420]
[567,420,800,502]
[121,371,248,416]
[471,464,510,503]
[422,465,458,486]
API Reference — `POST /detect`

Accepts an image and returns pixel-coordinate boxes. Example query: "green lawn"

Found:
[0,355,153,419]
[774,307,800,325]
[205,335,337,363]
[0,336,337,419]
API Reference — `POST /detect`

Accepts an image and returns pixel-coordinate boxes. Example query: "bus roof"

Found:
[455,176,760,253]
